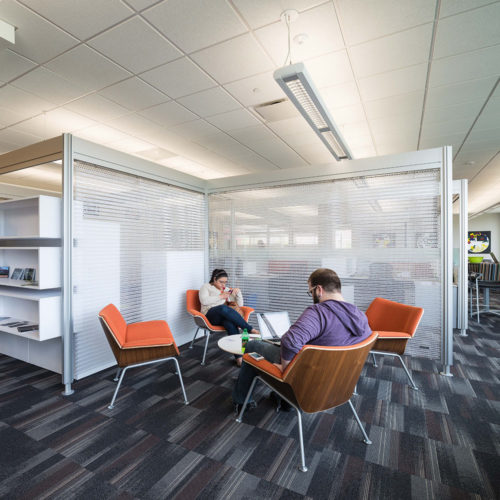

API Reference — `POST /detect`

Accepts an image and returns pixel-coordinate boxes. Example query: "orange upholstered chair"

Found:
[186,289,254,365]
[236,332,378,472]
[365,297,424,390]
[99,304,189,409]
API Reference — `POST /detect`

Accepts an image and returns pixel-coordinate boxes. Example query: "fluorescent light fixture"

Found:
[0,19,16,45]
[274,62,352,161]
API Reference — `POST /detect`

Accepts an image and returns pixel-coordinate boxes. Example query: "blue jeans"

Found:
[206,304,252,336]
[232,340,281,404]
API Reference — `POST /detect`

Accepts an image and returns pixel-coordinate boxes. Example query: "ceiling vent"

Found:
[253,98,298,122]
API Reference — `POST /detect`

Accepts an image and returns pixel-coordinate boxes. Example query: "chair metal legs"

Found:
[371,350,418,390]
[370,352,378,367]
[190,327,200,348]
[108,357,189,409]
[201,331,210,366]
[348,399,372,444]
[236,376,371,472]
[114,367,121,381]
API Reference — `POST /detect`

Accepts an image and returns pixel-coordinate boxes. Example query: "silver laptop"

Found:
[257,311,291,344]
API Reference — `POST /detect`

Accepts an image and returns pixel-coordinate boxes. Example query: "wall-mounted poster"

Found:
[468,231,491,254]
[373,233,395,248]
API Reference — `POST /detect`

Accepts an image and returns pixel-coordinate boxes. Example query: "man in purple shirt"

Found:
[232,268,372,412]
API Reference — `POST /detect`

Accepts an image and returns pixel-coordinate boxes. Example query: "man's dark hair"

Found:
[308,268,341,293]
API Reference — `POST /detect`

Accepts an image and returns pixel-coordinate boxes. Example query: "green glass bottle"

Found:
[241,328,249,353]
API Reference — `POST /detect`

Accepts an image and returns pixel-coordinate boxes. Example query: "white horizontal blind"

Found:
[209,170,442,359]
[72,160,205,379]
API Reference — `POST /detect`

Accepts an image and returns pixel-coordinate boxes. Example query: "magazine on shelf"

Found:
[11,268,24,280]
[0,266,9,278]
[23,268,36,281]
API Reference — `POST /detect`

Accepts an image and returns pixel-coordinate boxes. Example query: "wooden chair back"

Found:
[365,297,424,337]
[282,332,378,413]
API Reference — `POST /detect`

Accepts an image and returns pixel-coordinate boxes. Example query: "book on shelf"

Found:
[0,266,9,278]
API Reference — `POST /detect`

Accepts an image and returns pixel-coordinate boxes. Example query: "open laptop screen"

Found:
[257,312,291,340]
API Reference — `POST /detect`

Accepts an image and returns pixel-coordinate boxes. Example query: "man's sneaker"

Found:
[269,391,292,412]
[234,401,257,415]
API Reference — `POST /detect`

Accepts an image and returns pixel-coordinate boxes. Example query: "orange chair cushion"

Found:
[374,331,411,339]
[243,355,284,380]
[99,304,127,345]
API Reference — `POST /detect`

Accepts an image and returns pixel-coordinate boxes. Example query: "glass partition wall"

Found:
[209,169,442,360]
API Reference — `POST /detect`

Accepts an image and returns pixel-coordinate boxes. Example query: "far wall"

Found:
[453,213,500,259]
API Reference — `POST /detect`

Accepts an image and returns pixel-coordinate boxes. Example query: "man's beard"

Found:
[312,289,320,304]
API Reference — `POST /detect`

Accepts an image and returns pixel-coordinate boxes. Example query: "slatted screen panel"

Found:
[208,169,442,359]
[72,160,205,379]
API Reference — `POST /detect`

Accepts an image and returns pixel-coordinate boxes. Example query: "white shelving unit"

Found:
[0,195,62,373]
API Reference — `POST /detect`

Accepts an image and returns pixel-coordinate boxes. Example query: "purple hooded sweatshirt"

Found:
[280,299,372,361]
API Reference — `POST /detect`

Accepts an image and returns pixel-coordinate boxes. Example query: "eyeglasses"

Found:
[306,285,317,297]
[218,279,228,285]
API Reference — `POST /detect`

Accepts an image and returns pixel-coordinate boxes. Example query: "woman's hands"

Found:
[220,291,231,299]
[231,287,240,296]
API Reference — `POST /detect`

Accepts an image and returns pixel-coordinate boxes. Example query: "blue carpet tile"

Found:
[0,298,499,499]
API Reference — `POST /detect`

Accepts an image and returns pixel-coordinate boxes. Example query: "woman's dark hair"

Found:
[308,268,341,293]
[210,268,228,284]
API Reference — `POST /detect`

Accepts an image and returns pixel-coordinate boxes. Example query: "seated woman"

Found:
[199,268,258,366]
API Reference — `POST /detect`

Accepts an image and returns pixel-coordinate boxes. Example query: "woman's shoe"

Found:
[236,357,242,367]
[269,391,292,412]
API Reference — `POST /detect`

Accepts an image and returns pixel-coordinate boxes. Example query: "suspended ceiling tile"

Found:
[364,90,424,120]
[424,100,484,127]
[88,17,181,74]
[143,0,246,53]
[350,23,432,78]
[429,45,500,87]
[252,138,308,168]
[472,95,500,130]
[434,3,500,59]
[105,112,165,138]
[419,132,464,151]
[64,94,131,121]
[267,117,311,137]
[201,134,253,161]
[350,144,377,159]
[168,119,220,140]
[207,108,261,132]
[254,3,344,66]
[455,148,497,168]
[11,67,87,105]
[12,108,97,137]
[233,152,278,172]
[45,45,132,92]
[140,57,216,99]
[336,0,436,45]
[177,87,241,117]
[191,34,274,84]
[124,0,159,11]
[228,124,277,147]
[358,63,427,101]
[376,137,419,156]
[0,0,78,63]
[330,103,367,126]
[0,106,26,128]
[0,85,53,117]
[224,72,283,107]
[99,77,168,111]
[0,49,37,82]
[426,77,497,109]
[467,126,500,144]
[306,50,355,88]
[321,81,361,108]
[452,163,484,180]
[339,120,373,148]
[421,115,475,137]
[107,136,155,154]
[441,0,498,18]
[0,127,44,147]
[76,124,133,144]
[20,0,134,40]
[138,101,197,127]
[231,0,325,29]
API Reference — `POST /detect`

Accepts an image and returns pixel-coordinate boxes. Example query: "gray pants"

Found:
[232,339,281,404]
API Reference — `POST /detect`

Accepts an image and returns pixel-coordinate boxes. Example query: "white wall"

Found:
[469,213,500,259]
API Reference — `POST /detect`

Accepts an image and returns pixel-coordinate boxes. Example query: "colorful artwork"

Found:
[373,233,395,248]
[468,231,491,254]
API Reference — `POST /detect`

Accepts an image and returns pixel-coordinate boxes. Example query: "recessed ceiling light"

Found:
[293,33,309,45]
